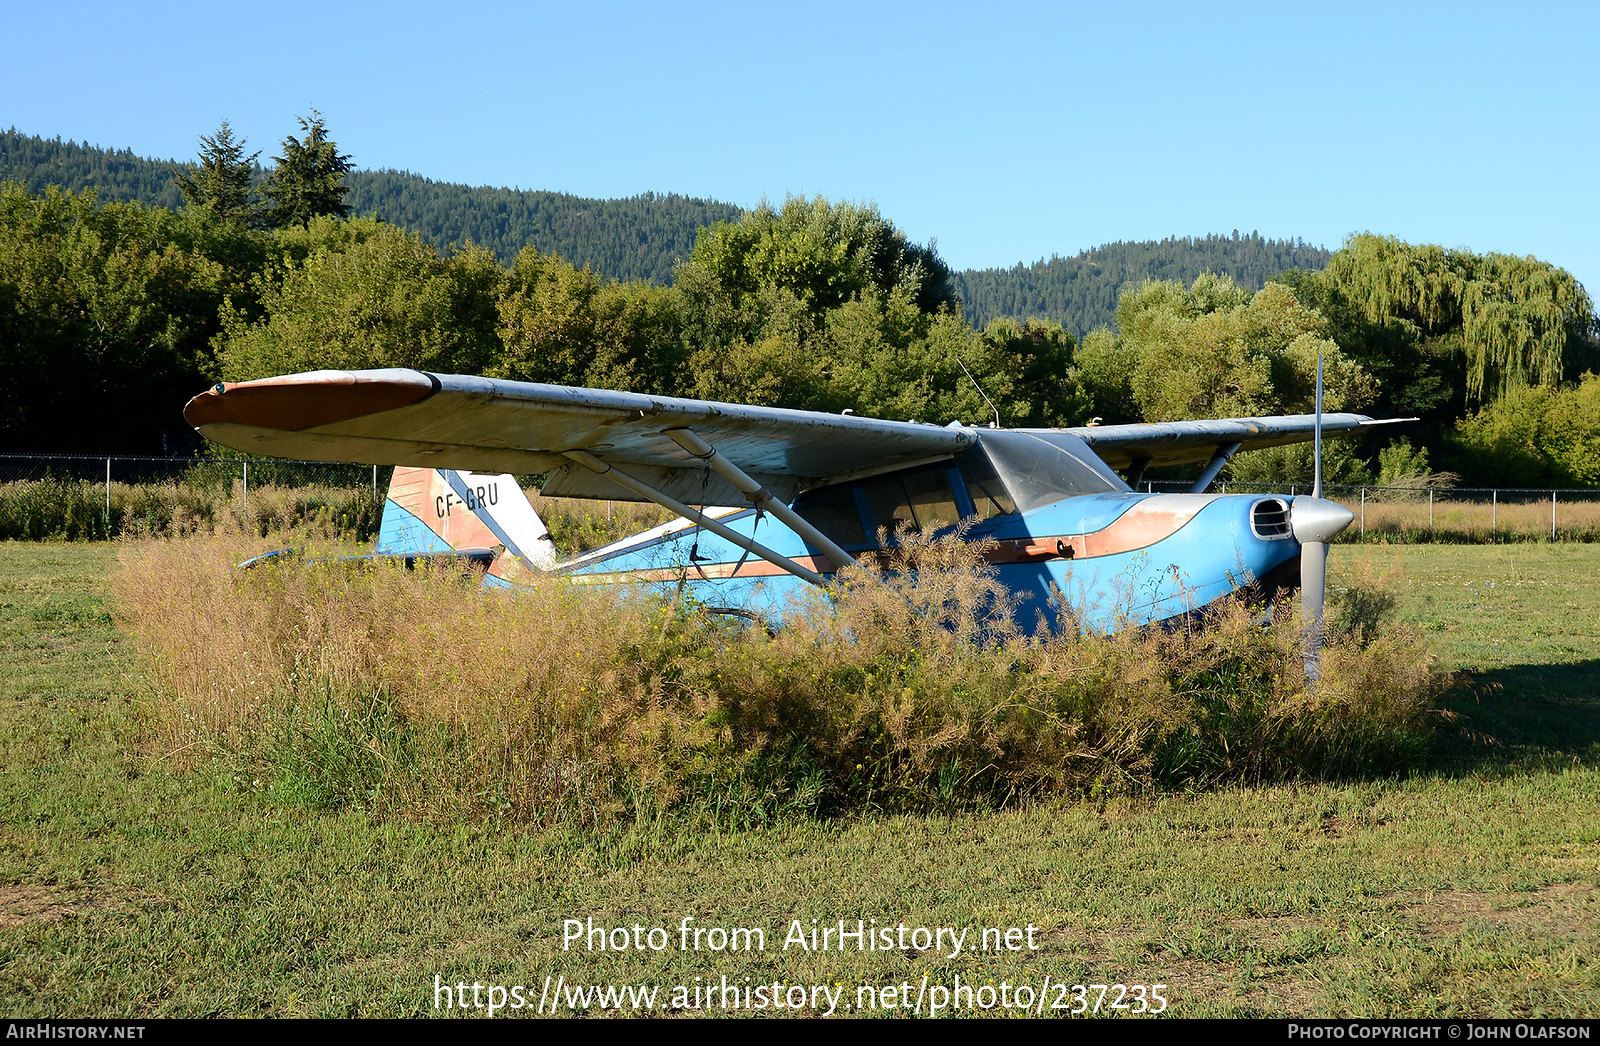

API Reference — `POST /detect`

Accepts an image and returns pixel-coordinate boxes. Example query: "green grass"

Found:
[1,542,1597,1017]
[1358,545,1600,770]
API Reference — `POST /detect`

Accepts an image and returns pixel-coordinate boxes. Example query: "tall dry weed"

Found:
[525,488,674,554]
[113,529,1454,825]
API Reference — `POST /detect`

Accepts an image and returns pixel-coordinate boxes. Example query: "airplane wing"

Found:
[184,369,976,505]
[185,369,1408,504]
[1058,414,1412,471]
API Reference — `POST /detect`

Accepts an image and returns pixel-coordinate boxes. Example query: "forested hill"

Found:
[3,130,1328,319]
[0,130,741,283]
[344,172,741,283]
[0,130,186,210]
[956,235,1333,335]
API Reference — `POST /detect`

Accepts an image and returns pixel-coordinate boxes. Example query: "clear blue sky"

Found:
[7,1,1597,291]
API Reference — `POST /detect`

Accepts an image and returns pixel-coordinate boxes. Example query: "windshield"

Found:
[971,430,1127,513]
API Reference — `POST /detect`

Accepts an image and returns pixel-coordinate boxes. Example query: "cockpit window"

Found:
[866,466,962,533]
[792,431,1123,550]
[955,448,1017,519]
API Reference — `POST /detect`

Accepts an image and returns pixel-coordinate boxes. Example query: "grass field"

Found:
[1,542,1597,1017]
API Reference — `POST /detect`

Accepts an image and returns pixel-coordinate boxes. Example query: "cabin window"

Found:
[790,484,867,549]
[861,466,962,535]
[794,432,1130,550]
[794,459,983,550]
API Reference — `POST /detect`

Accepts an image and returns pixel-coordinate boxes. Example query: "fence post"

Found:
[1360,487,1366,539]
[1491,489,1497,540]
[1429,488,1434,537]
[1552,490,1557,542]
[243,460,248,521]
[104,457,111,533]
[372,463,378,504]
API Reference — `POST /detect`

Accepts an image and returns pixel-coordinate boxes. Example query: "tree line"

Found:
[2,118,1597,486]
[4,128,1326,309]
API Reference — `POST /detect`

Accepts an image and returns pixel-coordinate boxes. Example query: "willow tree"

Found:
[1453,373,1600,487]
[1319,233,1595,402]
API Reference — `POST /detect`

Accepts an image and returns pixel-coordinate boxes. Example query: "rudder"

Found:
[376,467,558,576]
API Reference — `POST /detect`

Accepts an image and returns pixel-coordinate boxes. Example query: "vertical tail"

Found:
[375,467,558,579]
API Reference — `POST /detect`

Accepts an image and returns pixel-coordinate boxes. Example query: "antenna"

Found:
[954,356,1000,429]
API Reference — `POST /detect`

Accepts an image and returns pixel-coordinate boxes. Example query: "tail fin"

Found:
[375,468,558,579]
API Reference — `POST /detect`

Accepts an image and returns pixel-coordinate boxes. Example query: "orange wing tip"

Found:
[183,370,439,432]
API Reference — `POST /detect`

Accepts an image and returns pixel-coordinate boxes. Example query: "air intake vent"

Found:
[1251,498,1292,539]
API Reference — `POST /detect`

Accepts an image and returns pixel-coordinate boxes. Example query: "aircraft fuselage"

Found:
[558,488,1304,635]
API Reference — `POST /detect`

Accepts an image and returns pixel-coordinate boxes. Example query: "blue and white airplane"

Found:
[185,368,1392,665]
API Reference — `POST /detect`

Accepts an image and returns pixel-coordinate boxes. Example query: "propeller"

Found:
[1294,354,1355,680]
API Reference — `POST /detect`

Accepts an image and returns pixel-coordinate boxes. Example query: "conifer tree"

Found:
[173,120,264,227]
[264,110,353,228]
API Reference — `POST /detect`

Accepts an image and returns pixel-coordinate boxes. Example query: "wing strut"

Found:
[663,427,857,571]
[561,450,829,587]
[1190,442,1242,493]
